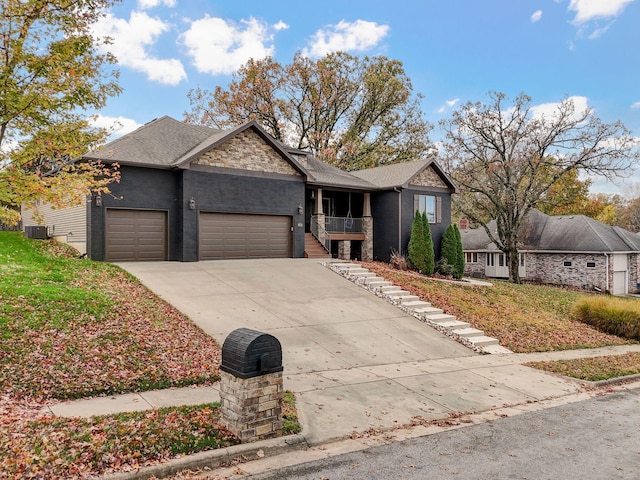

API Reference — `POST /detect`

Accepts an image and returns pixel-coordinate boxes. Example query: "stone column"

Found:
[338,240,351,260]
[219,371,284,442]
[362,216,373,261]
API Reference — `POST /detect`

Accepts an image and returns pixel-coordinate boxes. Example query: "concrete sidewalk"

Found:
[50,345,640,421]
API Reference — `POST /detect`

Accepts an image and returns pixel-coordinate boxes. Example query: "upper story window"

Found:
[414,195,441,223]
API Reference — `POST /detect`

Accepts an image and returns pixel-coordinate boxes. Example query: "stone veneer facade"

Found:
[409,166,448,189]
[194,130,300,176]
[219,370,283,443]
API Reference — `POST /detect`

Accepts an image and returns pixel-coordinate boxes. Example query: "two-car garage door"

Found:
[105,209,292,261]
[199,212,292,260]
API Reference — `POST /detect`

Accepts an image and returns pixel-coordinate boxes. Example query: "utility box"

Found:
[219,328,284,442]
[24,226,48,239]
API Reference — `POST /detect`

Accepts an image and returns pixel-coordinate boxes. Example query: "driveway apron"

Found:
[119,259,582,445]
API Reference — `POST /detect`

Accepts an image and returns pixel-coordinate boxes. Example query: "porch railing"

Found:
[310,215,331,253]
[324,216,363,234]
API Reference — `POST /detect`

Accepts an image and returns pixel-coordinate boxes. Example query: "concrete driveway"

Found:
[120,259,582,445]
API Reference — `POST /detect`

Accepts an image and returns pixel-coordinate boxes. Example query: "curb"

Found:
[96,434,309,480]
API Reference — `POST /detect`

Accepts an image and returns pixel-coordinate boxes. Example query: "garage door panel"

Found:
[199,212,291,260]
[106,209,167,262]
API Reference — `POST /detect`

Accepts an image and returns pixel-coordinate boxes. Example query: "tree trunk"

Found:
[507,247,521,284]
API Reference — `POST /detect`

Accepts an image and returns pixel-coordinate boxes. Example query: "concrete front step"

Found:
[363,276,386,284]
[377,284,402,293]
[348,271,377,278]
[402,301,433,310]
[413,306,442,315]
[388,295,420,304]
[424,313,457,323]
[454,327,486,338]
[437,320,471,330]
[467,335,500,347]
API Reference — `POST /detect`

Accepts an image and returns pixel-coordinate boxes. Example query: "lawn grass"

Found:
[0,399,237,479]
[363,262,633,353]
[526,352,640,381]
[0,232,230,477]
[0,232,221,399]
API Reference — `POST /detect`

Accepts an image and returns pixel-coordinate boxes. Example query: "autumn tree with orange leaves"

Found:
[185,52,434,171]
[0,0,122,225]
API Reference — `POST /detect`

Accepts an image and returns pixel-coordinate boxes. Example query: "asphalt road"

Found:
[248,387,640,480]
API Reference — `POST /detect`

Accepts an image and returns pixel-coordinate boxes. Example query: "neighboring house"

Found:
[461,209,640,295]
[22,200,88,254]
[22,116,457,263]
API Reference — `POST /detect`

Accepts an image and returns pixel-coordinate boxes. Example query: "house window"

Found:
[415,195,436,223]
[498,253,505,267]
[487,253,495,267]
[586,261,596,268]
[465,252,478,263]
[519,253,526,267]
[413,194,442,223]
[564,261,572,267]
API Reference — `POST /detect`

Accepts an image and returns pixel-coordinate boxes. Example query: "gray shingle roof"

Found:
[461,209,640,253]
[350,159,457,190]
[291,153,376,190]
[84,116,220,167]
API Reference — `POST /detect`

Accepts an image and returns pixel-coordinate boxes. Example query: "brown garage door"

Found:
[105,209,167,261]
[199,212,292,260]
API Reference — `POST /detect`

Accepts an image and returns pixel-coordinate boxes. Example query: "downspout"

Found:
[394,187,402,252]
[604,252,609,293]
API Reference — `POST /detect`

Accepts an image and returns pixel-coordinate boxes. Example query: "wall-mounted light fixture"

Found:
[189,197,196,210]
[297,204,303,215]
[310,190,315,199]
[95,195,102,207]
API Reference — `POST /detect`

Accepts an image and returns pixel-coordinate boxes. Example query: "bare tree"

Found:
[441,92,639,283]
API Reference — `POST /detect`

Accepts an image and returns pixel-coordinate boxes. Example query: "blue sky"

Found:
[91,0,640,194]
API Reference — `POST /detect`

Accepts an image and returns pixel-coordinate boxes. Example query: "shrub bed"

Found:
[575,297,640,340]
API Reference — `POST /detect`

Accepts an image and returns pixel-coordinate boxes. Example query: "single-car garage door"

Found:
[105,209,167,261]
[199,212,292,260]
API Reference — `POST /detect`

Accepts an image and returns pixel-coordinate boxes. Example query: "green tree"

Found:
[439,224,458,276]
[441,92,639,283]
[422,212,435,275]
[185,52,433,171]
[0,0,122,225]
[453,224,464,279]
[408,210,427,274]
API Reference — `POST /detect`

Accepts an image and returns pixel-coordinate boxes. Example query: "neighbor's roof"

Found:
[84,116,219,167]
[351,159,457,191]
[461,209,640,253]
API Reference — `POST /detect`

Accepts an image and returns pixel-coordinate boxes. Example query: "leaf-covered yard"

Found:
[363,262,633,353]
[0,233,229,478]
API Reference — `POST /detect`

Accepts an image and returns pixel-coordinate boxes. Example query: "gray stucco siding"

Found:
[370,190,401,262]
[180,169,305,261]
[88,166,179,261]
[402,187,452,261]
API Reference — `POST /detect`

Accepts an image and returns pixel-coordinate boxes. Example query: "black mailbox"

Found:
[221,328,283,379]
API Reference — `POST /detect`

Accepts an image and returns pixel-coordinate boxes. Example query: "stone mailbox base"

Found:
[219,370,284,442]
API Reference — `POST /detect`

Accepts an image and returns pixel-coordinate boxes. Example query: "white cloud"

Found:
[91,115,143,138]
[530,96,590,122]
[180,16,278,76]
[138,0,176,9]
[568,0,636,24]
[303,20,389,58]
[631,102,640,110]
[273,20,289,31]
[92,11,186,85]
[531,10,543,23]
[437,97,460,113]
